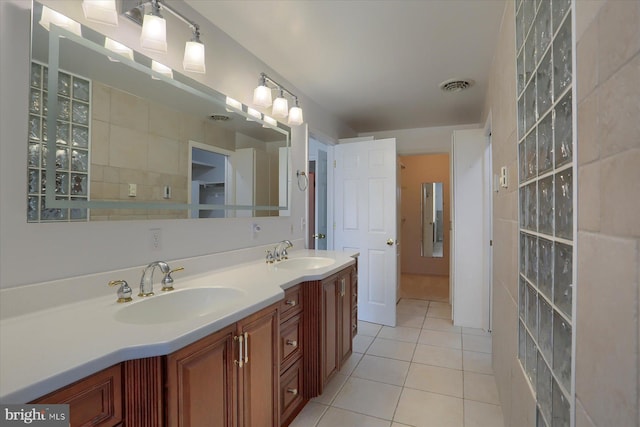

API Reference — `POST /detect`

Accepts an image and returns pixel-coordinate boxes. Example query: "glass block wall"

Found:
[28,62,90,222]
[515,0,574,426]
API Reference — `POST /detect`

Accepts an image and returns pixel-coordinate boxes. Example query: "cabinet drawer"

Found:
[279,359,305,426]
[280,285,302,320]
[32,364,122,427]
[280,313,303,371]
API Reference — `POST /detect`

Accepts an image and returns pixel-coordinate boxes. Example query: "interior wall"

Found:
[0,0,356,289]
[399,154,450,276]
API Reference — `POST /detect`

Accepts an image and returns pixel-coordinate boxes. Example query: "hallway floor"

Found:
[400,275,449,302]
[290,299,504,427]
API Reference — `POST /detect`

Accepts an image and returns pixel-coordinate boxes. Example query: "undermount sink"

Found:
[114,287,246,325]
[276,256,336,270]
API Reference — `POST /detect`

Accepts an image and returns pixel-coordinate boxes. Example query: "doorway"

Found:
[398,154,450,302]
[308,136,329,250]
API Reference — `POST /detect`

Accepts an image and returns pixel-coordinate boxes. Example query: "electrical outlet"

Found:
[149,228,162,251]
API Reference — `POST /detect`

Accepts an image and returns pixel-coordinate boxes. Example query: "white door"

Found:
[451,129,490,329]
[334,138,398,326]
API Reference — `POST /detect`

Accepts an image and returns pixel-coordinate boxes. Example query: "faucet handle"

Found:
[109,280,133,303]
[265,250,275,264]
[161,267,184,291]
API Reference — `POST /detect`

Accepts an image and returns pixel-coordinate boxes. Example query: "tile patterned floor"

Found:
[290,299,504,427]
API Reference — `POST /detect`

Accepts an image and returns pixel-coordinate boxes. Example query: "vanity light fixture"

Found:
[82,0,118,26]
[262,115,277,128]
[140,0,167,53]
[288,97,304,126]
[272,89,289,119]
[252,73,304,125]
[124,0,206,74]
[39,6,82,37]
[151,60,173,79]
[104,37,134,61]
[246,107,262,122]
[225,97,243,112]
[182,25,206,74]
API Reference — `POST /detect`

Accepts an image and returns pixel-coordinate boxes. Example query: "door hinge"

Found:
[490,240,493,246]
[333,160,336,168]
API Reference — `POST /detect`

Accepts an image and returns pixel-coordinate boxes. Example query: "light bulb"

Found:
[225,97,242,112]
[288,106,304,126]
[272,95,289,118]
[39,6,82,36]
[246,108,262,121]
[140,13,167,53]
[82,0,118,26]
[262,115,277,128]
[151,61,173,80]
[104,38,134,62]
[183,40,206,73]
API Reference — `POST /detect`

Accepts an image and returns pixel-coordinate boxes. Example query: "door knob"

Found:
[312,233,326,239]
[386,238,395,246]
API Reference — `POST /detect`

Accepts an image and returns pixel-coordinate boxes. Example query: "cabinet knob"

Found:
[286,339,297,347]
[286,388,298,396]
[285,299,297,306]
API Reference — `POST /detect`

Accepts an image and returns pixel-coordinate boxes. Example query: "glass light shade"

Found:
[246,108,262,121]
[253,85,272,108]
[225,97,242,112]
[82,0,118,26]
[272,96,289,118]
[140,14,167,53]
[104,38,134,62]
[39,6,82,36]
[151,61,173,80]
[262,115,277,128]
[183,40,206,73]
[288,106,304,126]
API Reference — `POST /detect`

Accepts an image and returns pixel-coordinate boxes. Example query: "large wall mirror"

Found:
[28,1,290,222]
[421,182,444,258]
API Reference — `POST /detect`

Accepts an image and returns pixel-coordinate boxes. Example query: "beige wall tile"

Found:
[576,16,599,102]
[118,168,146,185]
[149,103,181,140]
[147,135,181,175]
[109,88,149,133]
[91,164,103,182]
[575,398,597,427]
[600,150,640,237]
[597,0,640,84]
[91,82,110,122]
[577,162,600,232]
[179,113,205,143]
[508,361,536,427]
[102,166,119,184]
[575,0,605,41]
[577,91,600,166]
[91,119,109,166]
[109,125,147,170]
[598,55,640,159]
[576,231,639,427]
[204,122,235,151]
[491,282,517,426]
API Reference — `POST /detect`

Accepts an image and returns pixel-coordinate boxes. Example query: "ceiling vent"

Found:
[439,79,475,93]
[209,114,231,121]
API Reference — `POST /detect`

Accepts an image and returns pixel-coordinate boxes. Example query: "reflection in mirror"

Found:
[421,182,444,258]
[28,1,290,222]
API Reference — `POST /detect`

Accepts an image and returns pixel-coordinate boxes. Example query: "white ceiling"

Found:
[185,0,507,133]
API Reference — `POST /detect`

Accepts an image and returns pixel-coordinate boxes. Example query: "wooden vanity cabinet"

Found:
[165,303,279,427]
[31,364,123,427]
[303,264,357,397]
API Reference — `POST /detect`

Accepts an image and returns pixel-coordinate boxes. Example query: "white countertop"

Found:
[0,249,357,403]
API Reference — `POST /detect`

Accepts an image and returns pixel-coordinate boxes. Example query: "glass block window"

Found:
[28,62,90,222]
[515,1,574,426]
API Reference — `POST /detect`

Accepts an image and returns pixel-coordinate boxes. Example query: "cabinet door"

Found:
[237,305,279,427]
[166,325,236,427]
[339,271,353,365]
[32,364,122,427]
[322,277,339,385]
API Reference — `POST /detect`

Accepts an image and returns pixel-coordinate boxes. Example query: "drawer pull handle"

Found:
[286,339,298,347]
[285,299,297,306]
[234,335,244,368]
[287,388,298,395]
[244,332,249,364]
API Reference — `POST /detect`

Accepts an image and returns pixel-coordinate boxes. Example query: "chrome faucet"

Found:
[274,240,293,261]
[139,261,170,297]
